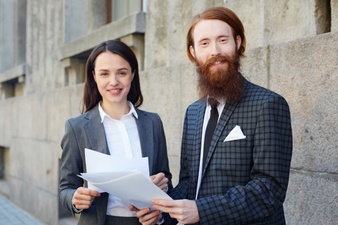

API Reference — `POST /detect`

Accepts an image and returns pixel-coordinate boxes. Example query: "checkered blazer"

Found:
[168,76,292,225]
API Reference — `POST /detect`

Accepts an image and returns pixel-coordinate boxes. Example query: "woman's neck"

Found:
[101,101,130,120]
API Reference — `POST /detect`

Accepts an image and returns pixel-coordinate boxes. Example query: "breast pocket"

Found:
[210,138,253,182]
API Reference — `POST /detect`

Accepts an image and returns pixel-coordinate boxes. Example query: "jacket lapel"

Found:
[84,106,109,155]
[202,101,239,176]
[192,102,206,191]
[135,109,154,174]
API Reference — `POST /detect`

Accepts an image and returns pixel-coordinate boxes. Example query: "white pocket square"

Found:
[223,125,246,142]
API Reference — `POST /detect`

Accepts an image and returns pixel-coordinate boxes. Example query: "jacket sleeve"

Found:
[59,119,85,214]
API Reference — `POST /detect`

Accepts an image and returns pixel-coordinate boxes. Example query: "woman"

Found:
[59,40,172,225]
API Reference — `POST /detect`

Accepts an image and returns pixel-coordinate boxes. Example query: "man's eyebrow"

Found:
[197,38,210,43]
[218,35,230,39]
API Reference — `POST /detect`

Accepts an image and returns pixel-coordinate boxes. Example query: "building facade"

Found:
[0,0,337,224]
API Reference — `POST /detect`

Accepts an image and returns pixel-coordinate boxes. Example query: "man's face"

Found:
[189,19,244,103]
[189,19,241,68]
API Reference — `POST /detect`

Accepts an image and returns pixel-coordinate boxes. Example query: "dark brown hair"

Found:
[82,40,143,113]
[186,7,246,62]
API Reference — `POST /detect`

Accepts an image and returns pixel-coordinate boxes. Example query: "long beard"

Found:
[196,53,244,104]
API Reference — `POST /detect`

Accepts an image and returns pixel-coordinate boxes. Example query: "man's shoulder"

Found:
[244,78,285,101]
[186,99,205,111]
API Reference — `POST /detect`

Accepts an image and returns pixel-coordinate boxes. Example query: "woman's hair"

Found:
[186,7,246,62]
[82,39,143,113]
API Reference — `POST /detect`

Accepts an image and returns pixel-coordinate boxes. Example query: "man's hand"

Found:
[150,172,168,192]
[130,205,162,225]
[152,199,200,224]
[72,187,100,210]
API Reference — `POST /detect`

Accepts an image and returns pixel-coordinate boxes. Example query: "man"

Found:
[135,6,292,225]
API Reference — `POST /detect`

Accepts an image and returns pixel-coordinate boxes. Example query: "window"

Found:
[107,0,145,23]
[0,147,8,180]
[0,65,26,99]
[60,0,146,87]
[0,0,26,99]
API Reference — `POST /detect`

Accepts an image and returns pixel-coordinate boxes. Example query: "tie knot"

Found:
[208,98,219,109]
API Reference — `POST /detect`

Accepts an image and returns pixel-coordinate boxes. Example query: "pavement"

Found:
[0,194,44,225]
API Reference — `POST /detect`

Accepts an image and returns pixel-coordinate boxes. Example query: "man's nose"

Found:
[210,43,222,56]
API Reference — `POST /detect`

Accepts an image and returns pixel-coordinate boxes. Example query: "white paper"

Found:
[85,148,149,177]
[79,171,172,209]
[82,148,172,209]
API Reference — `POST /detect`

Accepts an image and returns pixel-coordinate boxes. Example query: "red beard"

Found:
[196,53,244,104]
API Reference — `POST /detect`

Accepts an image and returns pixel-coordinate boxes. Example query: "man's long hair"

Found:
[186,7,246,63]
[187,7,246,103]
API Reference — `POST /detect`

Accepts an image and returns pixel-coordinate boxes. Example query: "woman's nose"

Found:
[109,74,119,85]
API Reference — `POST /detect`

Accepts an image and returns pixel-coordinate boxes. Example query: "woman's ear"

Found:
[92,71,96,82]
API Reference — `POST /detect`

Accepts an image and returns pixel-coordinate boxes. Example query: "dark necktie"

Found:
[203,100,219,169]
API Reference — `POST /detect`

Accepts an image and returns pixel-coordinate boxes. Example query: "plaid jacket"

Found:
[168,76,292,225]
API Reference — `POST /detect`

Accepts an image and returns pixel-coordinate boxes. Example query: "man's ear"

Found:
[236,35,242,50]
[189,45,196,59]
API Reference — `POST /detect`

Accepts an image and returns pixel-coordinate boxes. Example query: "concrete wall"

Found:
[0,0,336,224]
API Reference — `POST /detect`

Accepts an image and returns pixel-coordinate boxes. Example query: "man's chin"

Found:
[210,62,228,71]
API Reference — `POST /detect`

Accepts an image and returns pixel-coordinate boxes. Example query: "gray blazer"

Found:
[59,104,172,225]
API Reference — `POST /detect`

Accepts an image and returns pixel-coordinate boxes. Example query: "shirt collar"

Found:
[98,101,138,123]
[206,96,225,114]
[206,96,225,106]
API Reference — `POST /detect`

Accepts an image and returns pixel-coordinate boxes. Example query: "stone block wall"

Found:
[0,0,336,224]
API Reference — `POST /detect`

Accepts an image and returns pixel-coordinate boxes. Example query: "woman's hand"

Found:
[150,172,168,192]
[130,205,162,225]
[72,187,100,210]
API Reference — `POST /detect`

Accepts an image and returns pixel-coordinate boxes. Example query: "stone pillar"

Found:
[144,0,169,69]
[331,0,338,32]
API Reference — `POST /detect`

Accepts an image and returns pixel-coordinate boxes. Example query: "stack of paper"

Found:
[79,148,172,209]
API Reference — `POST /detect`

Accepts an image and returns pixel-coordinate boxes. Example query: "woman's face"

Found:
[93,51,133,107]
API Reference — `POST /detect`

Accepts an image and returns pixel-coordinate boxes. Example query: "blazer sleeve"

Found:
[196,95,293,224]
[59,119,85,214]
[168,110,191,200]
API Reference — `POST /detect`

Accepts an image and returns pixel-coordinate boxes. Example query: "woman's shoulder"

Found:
[136,108,161,121]
[65,106,99,127]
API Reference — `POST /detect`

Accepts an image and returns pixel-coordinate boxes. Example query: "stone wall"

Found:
[0,0,336,224]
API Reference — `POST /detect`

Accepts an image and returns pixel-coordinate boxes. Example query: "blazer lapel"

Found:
[202,101,239,175]
[84,106,109,155]
[135,109,154,174]
[192,102,206,190]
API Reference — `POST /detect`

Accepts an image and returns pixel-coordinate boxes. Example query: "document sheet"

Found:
[79,148,172,209]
